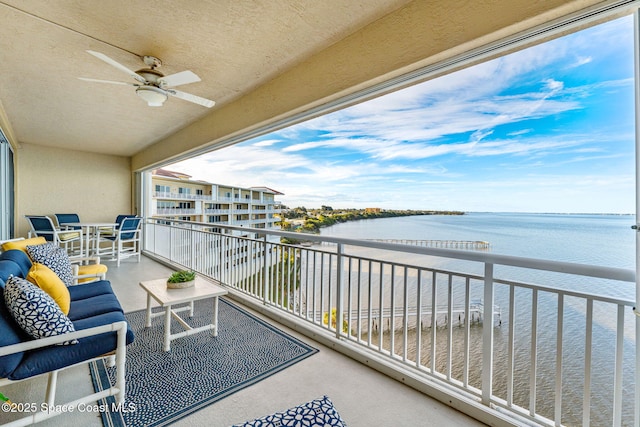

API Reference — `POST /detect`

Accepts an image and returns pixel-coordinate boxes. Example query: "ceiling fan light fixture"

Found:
[136,85,167,106]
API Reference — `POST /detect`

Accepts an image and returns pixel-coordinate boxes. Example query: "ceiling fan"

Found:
[79,50,215,108]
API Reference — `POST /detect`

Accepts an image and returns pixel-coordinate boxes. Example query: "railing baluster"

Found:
[357,258,363,341]
[431,271,437,374]
[613,304,624,427]
[390,264,396,356]
[262,236,269,304]
[555,293,564,426]
[347,256,352,336]
[295,248,301,315]
[416,270,423,369]
[403,266,409,362]
[378,262,384,351]
[328,253,333,330]
[286,245,291,310]
[320,252,326,328]
[482,263,494,406]
[583,298,593,427]
[463,277,470,388]
[447,274,453,380]
[367,260,373,347]
[312,251,317,324]
[336,244,344,339]
[530,289,538,417]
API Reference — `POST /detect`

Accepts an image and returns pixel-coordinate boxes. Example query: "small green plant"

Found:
[167,270,196,283]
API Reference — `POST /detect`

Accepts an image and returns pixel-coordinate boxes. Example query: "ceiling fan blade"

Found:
[78,77,137,86]
[167,89,215,108]
[86,50,146,84]
[158,70,201,87]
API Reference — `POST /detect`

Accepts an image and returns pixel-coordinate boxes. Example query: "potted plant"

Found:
[166,270,196,289]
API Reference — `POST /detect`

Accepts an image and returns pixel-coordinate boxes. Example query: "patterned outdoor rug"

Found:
[90,298,318,427]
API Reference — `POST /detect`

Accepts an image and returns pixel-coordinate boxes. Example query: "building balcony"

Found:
[154,208,199,215]
[153,191,210,201]
[204,209,230,215]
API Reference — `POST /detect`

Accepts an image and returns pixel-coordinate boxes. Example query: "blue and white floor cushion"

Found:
[233,395,347,427]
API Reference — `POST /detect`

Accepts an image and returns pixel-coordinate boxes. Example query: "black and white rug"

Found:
[90,298,318,427]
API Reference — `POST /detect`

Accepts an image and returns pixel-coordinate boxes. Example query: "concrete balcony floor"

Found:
[3,255,486,427]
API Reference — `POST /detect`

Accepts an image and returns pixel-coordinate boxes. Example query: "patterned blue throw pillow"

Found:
[3,276,77,344]
[232,395,347,427]
[26,243,74,287]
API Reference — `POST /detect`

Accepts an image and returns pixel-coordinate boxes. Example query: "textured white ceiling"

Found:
[0,0,410,156]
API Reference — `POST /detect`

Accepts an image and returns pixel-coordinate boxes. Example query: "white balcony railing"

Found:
[154,191,210,200]
[155,208,198,215]
[142,218,637,427]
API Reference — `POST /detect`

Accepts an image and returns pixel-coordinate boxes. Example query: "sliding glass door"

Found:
[0,129,14,240]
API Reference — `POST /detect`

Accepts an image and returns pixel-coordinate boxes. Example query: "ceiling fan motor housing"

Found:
[136,68,164,85]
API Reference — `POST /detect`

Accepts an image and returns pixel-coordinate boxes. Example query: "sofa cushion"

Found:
[1,237,47,253]
[9,310,134,380]
[0,250,33,278]
[67,293,124,321]
[0,284,29,378]
[67,280,114,301]
[27,263,71,315]
[4,276,77,344]
[26,243,74,287]
[0,259,24,285]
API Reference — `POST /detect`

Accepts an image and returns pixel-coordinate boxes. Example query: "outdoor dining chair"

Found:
[97,216,142,266]
[97,214,137,236]
[24,215,83,258]
[54,213,81,230]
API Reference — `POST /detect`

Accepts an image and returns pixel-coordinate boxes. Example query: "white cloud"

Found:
[251,139,281,147]
[167,16,634,213]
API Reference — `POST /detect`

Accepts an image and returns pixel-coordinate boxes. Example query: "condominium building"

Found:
[150,169,282,236]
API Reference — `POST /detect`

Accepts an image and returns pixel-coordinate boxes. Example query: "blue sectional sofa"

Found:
[0,248,134,426]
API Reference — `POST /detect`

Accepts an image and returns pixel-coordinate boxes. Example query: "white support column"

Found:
[336,243,344,339]
[634,10,640,427]
[481,262,494,406]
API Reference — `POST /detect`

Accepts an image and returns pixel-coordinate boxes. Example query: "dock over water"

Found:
[310,300,501,333]
[367,239,491,250]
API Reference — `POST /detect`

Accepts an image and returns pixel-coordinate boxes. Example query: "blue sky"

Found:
[170,16,635,214]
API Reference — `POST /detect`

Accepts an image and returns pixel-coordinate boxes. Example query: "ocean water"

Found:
[321,212,636,297]
[318,212,637,425]
[320,212,635,268]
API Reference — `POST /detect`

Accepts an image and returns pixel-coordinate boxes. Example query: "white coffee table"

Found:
[139,276,228,351]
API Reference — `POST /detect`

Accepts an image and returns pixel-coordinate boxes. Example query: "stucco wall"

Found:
[15,143,132,238]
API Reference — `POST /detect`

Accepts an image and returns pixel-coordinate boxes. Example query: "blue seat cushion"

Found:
[67,281,114,301]
[0,250,32,278]
[67,293,124,321]
[0,259,24,285]
[8,311,134,380]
